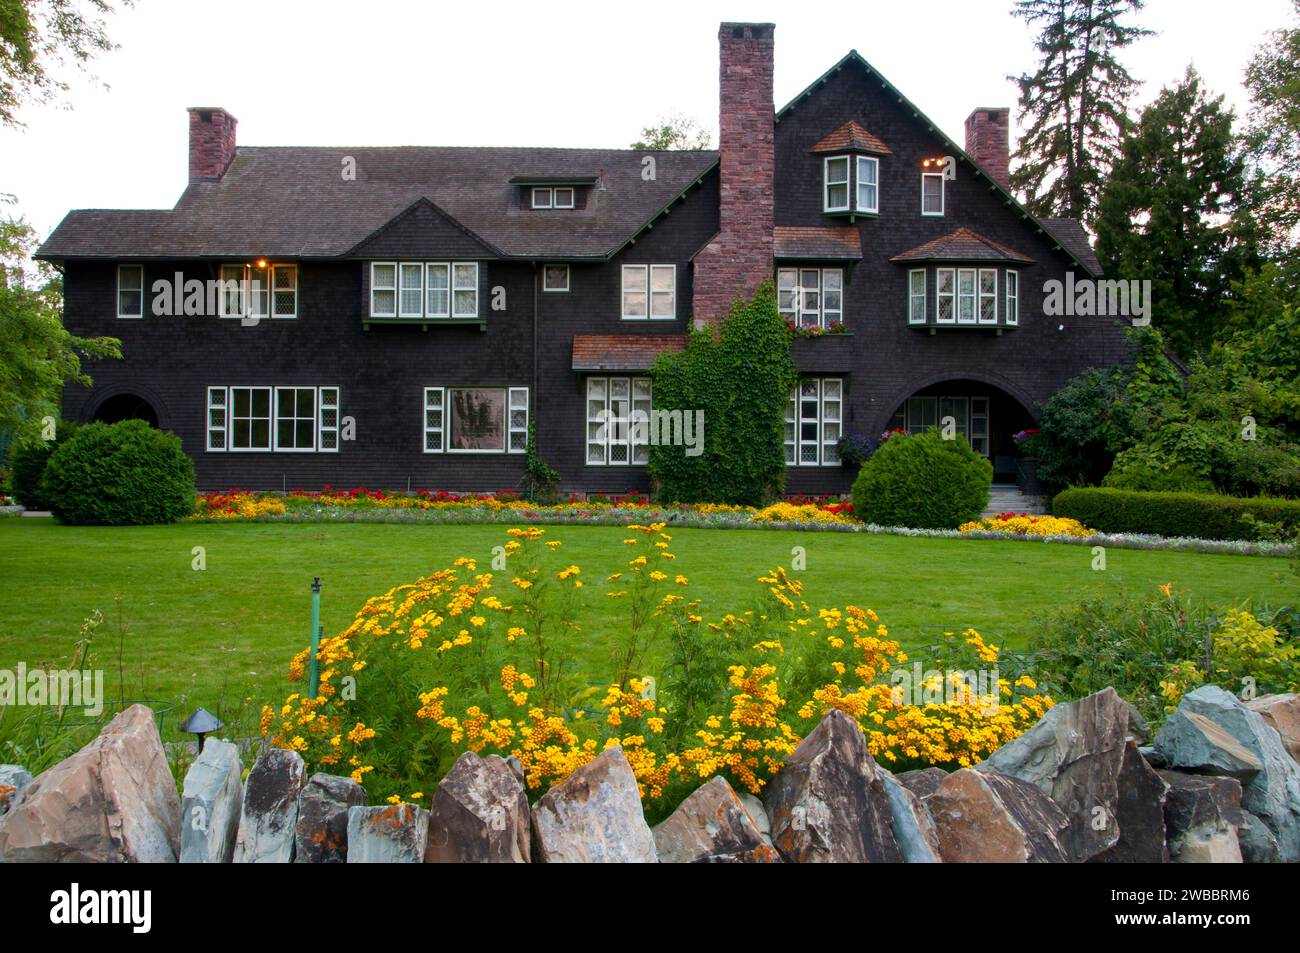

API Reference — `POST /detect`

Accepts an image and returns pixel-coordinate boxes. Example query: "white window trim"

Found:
[206,386,227,452]
[788,378,844,467]
[370,262,397,318]
[957,268,978,324]
[425,385,527,455]
[398,263,424,319]
[425,263,450,318]
[543,264,570,293]
[226,386,273,453]
[270,264,298,320]
[209,386,338,453]
[531,187,553,209]
[1004,270,1019,326]
[273,386,317,453]
[922,172,945,216]
[621,264,675,321]
[451,263,479,319]
[777,267,843,329]
[584,376,653,466]
[318,387,340,453]
[218,264,275,321]
[978,268,998,325]
[117,264,143,319]
[823,155,851,213]
[936,268,956,324]
[855,156,879,214]
[553,187,575,209]
[908,269,927,325]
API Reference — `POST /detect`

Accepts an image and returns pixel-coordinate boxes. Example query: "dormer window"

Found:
[823,154,880,215]
[532,186,575,209]
[856,157,878,214]
[823,157,850,212]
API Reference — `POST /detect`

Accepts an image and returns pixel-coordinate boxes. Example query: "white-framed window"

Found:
[978,268,998,324]
[585,376,653,465]
[206,387,227,451]
[318,387,340,452]
[271,265,297,318]
[370,263,397,317]
[936,268,956,323]
[777,267,843,329]
[1004,270,1019,325]
[856,156,879,214]
[922,173,945,216]
[970,396,990,456]
[274,387,317,452]
[957,268,977,324]
[399,263,424,318]
[786,378,842,466]
[896,395,990,457]
[531,186,575,210]
[823,156,851,212]
[117,264,143,319]
[219,264,274,320]
[621,264,675,320]
[543,264,570,292]
[228,386,272,451]
[908,269,927,324]
[421,386,527,454]
[372,262,477,319]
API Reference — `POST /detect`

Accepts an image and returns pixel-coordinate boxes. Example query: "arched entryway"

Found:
[882,378,1037,484]
[92,393,160,428]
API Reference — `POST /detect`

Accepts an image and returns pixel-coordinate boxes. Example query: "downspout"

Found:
[532,262,539,407]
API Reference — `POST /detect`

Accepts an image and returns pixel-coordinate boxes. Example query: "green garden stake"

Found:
[309,577,322,699]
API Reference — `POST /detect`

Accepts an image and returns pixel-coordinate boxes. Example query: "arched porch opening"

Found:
[91,393,160,429]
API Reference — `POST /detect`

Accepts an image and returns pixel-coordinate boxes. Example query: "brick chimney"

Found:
[964,108,1010,189]
[187,107,238,182]
[691,22,776,326]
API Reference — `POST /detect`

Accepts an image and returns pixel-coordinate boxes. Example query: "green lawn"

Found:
[0,516,1294,738]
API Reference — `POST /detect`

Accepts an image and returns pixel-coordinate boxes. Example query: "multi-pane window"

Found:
[422,386,527,453]
[978,269,998,324]
[922,173,945,216]
[532,186,575,209]
[543,264,570,292]
[117,265,143,319]
[823,156,851,212]
[856,156,879,214]
[207,385,339,452]
[957,268,977,324]
[585,377,653,465]
[777,268,843,329]
[936,268,956,323]
[621,264,675,320]
[908,269,927,324]
[784,378,842,466]
[1004,270,1019,325]
[371,262,478,319]
[219,264,295,319]
[893,394,990,456]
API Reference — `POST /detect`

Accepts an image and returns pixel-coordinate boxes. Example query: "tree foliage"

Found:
[1094,66,1258,356]
[630,111,713,150]
[1009,0,1151,222]
[1243,0,1300,253]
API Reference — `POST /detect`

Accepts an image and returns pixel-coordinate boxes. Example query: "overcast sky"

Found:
[1,0,1292,237]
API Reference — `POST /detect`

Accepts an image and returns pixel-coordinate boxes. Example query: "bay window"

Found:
[856,156,879,213]
[1004,270,1019,325]
[979,269,998,324]
[370,262,478,319]
[823,156,850,212]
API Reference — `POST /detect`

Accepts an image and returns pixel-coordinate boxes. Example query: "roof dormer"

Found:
[811,121,892,219]
[508,174,598,211]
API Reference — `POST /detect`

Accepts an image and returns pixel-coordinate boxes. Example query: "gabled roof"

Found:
[778,51,1101,276]
[809,120,892,156]
[571,334,687,372]
[1037,218,1101,275]
[774,225,863,260]
[890,227,1035,265]
[37,147,718,262]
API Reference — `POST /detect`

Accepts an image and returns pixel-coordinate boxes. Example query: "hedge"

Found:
[852,429,992,530]
[1052,487,1300,541]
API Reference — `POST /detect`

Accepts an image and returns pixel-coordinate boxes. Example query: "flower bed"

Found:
[959,512,1094,538]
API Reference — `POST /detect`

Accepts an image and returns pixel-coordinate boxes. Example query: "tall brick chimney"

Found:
[187,107,238,183]
[964,107,1010,189]
[691,22,775,326]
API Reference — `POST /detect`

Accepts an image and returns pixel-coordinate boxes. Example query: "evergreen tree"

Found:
[1243,0,1300,253]
[1095,67,1256,357]
[1009,0,1151,222]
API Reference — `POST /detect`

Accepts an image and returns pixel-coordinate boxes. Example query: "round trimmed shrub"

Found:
[851,429,992,529]
[42,420,195,525]
[9,422,79,510]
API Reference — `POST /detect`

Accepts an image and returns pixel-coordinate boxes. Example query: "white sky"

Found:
[1,0,1292,237]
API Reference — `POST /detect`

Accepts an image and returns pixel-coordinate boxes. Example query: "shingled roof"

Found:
[809,120,892,155]
[1037,218,1101,276]
[890,227,1035,265]
[774,225,863,260]
[571,334,687,371]
[37,146,719,262]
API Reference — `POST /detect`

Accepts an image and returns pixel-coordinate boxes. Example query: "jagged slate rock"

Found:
[346,804,429,863]
[1090,742,1169,863]
[1175,685,1300,863]
[653,777,780,863]
[737,792,773,845]
[505,755,525,783]
[425,750,531,863]
[1139,746,1167,768]
[895,767,948,800]
[928,768,1070,863]
[531,746,656,863]
[881,772,942,863]
[1238,809,1281,863]
[180,739,243,863]
[1247,694,1300,765]
[977,687,1137,862]
[233,747,307,863]
[1159,770,1243,864]
[294,773,367,863]
[0,705,180,863]
[0,765,32,816]
[1153,708,1263,779]
[764,709,902,863]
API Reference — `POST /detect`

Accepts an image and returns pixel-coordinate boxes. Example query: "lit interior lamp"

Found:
[256,259,268,268]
